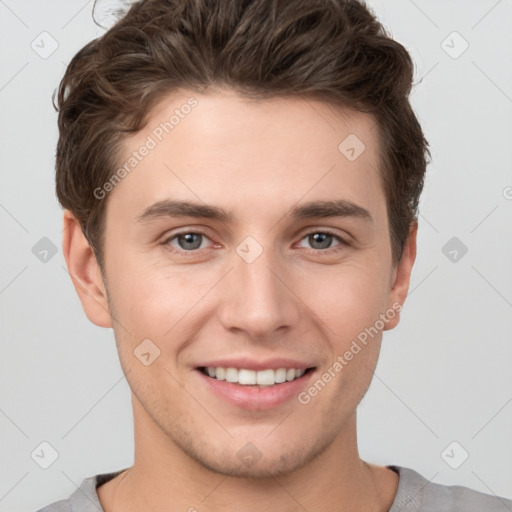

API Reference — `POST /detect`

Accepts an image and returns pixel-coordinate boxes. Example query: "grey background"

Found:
[1,1,511,510]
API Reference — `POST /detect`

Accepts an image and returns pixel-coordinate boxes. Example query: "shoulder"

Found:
[36,499,72,512]
[389,465,512,512]
[35,469,127,512]
[34,474,97,512]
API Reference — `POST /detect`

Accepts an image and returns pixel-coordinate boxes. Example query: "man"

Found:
[38,0,511,510]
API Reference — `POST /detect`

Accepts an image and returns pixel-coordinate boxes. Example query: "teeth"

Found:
[238,369,256,385]
[256,369,274,386]
[274,368,287,383]
[203,366,309,386]
[225,367,238,383]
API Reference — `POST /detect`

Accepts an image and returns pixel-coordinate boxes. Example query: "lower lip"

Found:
[196,369,316,410]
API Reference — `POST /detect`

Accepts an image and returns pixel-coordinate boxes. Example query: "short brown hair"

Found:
[54,0,430,269]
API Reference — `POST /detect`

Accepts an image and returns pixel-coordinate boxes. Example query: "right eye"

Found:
[162,231,214,254]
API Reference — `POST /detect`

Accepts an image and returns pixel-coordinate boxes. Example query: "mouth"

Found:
[194,359,318,410]
[197,366,316,387]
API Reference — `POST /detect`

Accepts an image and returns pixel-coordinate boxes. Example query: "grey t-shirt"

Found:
[36,465,512,511]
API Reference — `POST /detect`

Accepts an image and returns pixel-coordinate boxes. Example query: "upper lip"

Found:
[196,357,316,372]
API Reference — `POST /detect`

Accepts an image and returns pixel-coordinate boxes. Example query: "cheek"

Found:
[107,254,216,343]
[297,260,391,338]
[303,265,388,400]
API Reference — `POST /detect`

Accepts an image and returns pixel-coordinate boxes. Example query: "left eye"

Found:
[298,231,345,251]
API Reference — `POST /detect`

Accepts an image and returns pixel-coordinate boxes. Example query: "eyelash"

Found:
[161,229,350,256]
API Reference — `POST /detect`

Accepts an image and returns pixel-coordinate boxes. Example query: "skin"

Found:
[63,87,417,512]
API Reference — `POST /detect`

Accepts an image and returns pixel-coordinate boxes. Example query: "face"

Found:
[70,88,416,479]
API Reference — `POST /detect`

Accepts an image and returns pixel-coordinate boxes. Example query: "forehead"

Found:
[108,88,386,228]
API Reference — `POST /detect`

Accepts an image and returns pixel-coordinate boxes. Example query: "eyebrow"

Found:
[136,199,373,225]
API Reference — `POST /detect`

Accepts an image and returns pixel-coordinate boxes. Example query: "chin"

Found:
[191,450,308,479]
[173,427,336,480]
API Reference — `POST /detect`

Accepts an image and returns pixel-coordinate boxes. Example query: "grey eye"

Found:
[307,233,334,250]
[175,233,204,251]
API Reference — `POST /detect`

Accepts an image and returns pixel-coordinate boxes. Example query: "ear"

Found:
[62,210,113,328]
[383,221,417,331]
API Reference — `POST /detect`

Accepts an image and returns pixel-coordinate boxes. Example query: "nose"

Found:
[217,244,302,340]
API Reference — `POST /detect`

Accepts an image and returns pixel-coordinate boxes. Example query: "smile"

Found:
[198,366,314,387]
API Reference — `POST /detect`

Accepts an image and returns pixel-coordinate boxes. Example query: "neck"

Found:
[98,398,398,512]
